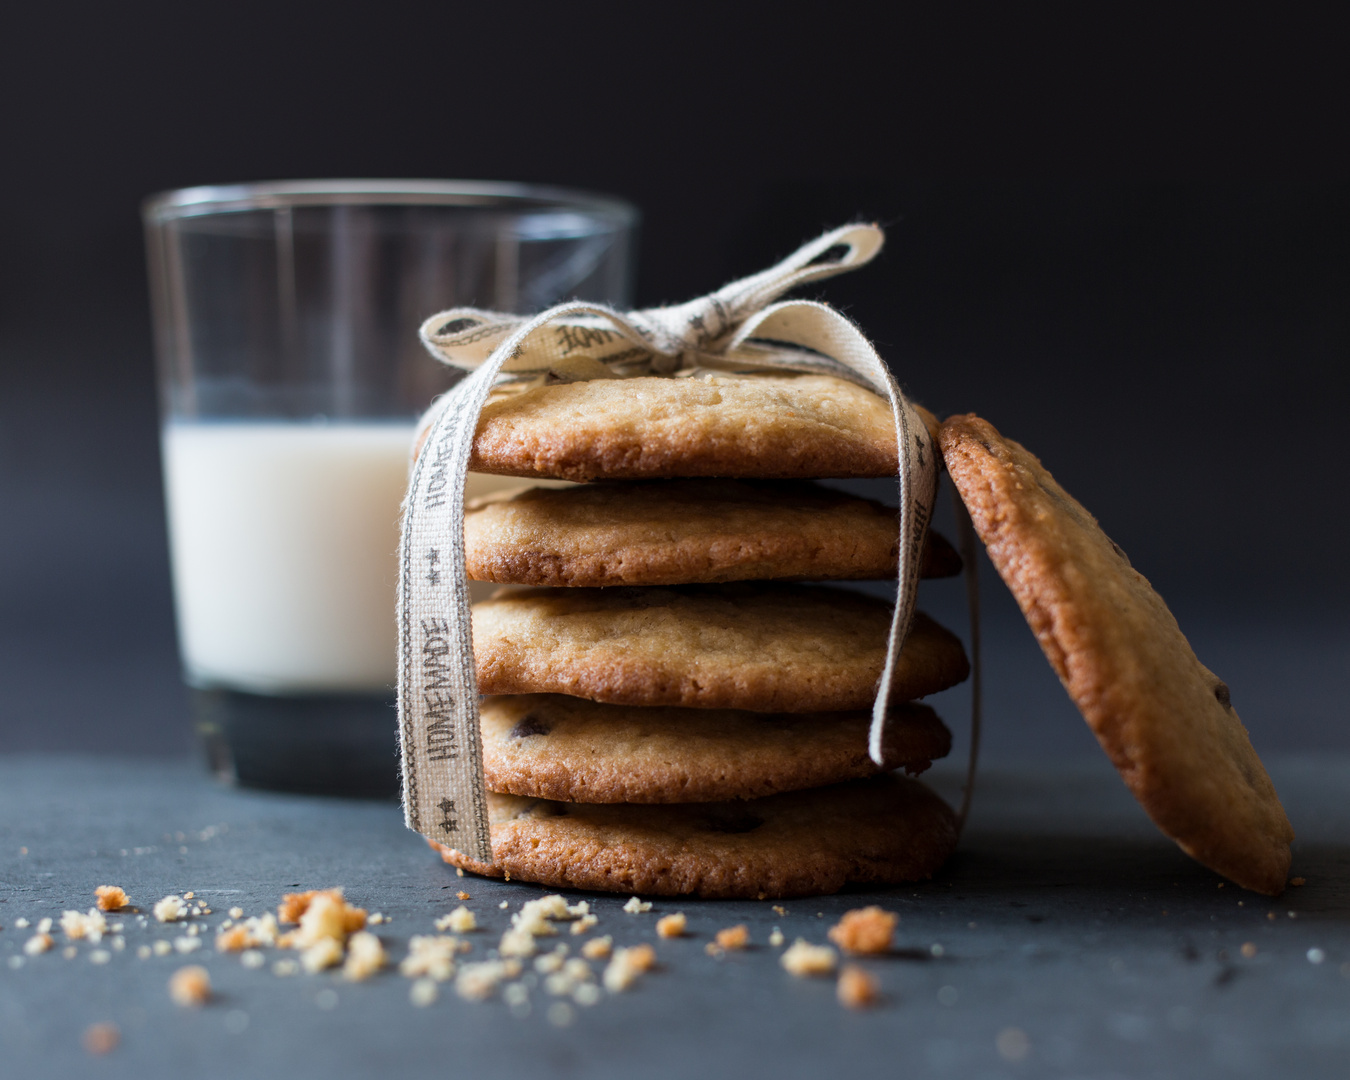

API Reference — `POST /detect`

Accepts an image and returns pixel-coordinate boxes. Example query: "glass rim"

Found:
[142,178,639,225]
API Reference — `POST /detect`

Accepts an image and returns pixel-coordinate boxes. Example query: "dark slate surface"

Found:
[1,755,1347,1080]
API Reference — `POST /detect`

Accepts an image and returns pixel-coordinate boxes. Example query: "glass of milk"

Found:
[143,181,637,795]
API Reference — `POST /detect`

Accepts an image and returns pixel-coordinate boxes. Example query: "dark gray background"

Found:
[1,6,1347,763]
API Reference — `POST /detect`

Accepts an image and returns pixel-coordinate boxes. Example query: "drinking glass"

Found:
[143,180,637,795]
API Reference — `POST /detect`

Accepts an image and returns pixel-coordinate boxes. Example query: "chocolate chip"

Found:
[509,715,551,738]
[703,809,764,834]
[1214,683,1232,709]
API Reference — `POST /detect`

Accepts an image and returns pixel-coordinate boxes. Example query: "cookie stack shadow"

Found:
[429,372,973,899]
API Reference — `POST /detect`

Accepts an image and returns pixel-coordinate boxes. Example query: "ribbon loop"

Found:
[417,223,886,378]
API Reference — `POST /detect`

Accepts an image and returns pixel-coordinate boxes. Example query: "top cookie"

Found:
[464,479,962,586]
[468,372,936,481]
[940,413,1294,895]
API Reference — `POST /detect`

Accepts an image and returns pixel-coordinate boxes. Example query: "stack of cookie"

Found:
[429,371,972,898]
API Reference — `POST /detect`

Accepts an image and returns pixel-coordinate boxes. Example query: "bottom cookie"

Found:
[429,774,958,899]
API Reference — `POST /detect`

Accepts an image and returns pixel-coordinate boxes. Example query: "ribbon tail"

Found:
[727,301,939,767]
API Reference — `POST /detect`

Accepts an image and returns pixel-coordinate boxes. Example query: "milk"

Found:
[161,422,528,695]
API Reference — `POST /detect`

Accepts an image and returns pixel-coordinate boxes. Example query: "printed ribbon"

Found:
[398,224,942,861]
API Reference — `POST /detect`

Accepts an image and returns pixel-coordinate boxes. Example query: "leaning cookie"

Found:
[472,583,970,713]
[467,371,939,481]
[940,413,1294,895]
[429,775,957,898]
[481,694,951,803]
[464,479,962,586]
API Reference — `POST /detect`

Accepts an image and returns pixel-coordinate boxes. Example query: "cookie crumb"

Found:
[1241,942,1257,958]
[173,936,201,954]
[291,890,366,947]
[581,936,612,961]
[573,982,602,1007]
[94,886,128,912]
[656,913,687,938]
[400,935,461,982]
[772,905,787,916]
[277,889,318,925]
[240,950,265,969]
[215,926,252,953]
[456,959,515,1000]
[602,944,655,992]
[300,938,344,973]
[409,978,438,1007]
[82,1022,120,1055]
[781,939,838,977]
[457,891,470,901]
[14,918,29,929]
[837,965,879,1008]
[228,907,245,919]
[622,896,652,914]
[36,918,52,935]
[368,913,385,926]
[272,959,299,977]
[1291,877,1306,887]
[571,914,598,935]
[435,906,477,934]
[154,896,187,923]
[63,945,78,959]
[499,928,537,958]
[715,925,749,950]
[60,909,107,942]
[343,931,386,981]
[24,934,53,956]
[828,906,897,954]
[769,928,785,947]
[168,965,211,1006]
[89,949,111,965]
[152,941,172,957]
[563,957,592,982]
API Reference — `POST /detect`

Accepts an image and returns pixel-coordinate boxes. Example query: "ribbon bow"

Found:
[397,224,947,862]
